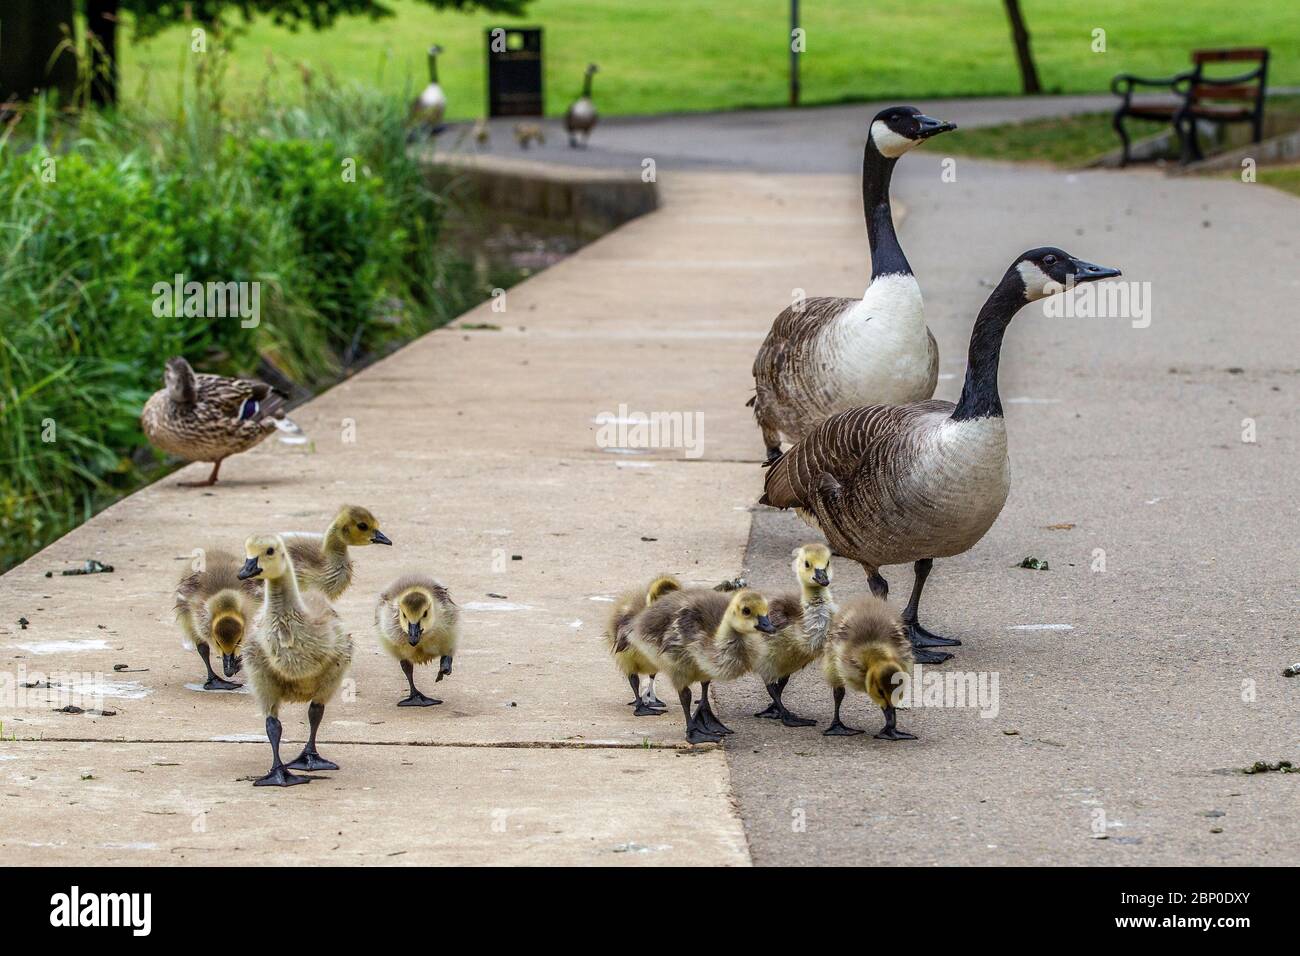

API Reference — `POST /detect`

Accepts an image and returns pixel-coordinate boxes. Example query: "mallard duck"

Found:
[564,63,599,147]
[141,356,293,486]
[752,543,836,727]
[749,107,955,463]
[822,595,914,739]
[606,574,680,715]
[237,534,353,787]
[280,505,392,601]
[626,589,776,744]
[174,548,260,690]
[374,574,460,707]
[762,248,1120,662]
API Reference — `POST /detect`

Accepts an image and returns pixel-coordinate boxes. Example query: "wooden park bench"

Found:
[1111,48,1269,167]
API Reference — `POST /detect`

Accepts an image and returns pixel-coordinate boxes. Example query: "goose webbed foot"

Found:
[435,655,453,682]
[780,711,817,728]
[254,766,313,787]
[632,701,665,717]
[202,675,242,691]
[398,691,443,707]
[874,706,916,741]
[695,704,734,736]
[911,647,953,664]
[905,621,961,648]
[754,701,782,719]
[686,725,722,745]
[823,719,863,737]
[285,749,339,772]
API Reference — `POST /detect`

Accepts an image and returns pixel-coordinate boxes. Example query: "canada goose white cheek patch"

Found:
[870,121,916,158]
[1016,261,1053,300]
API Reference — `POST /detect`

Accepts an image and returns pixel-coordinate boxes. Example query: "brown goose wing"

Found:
[752,297,855,394]
[761,401,953,509]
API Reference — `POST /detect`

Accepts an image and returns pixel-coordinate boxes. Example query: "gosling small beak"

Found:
[1070,259,1122,282]
[237,557,261,580]
[371,530,393,546]
[407,621,422,646]
[756,614,777,634]
[222,652,241,678]
[916,114,957,139]
[812,568,830,587]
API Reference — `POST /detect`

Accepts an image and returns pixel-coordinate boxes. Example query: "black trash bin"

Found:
[486,26,544,117]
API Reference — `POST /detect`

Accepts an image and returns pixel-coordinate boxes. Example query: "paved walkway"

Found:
[3,98,1296,865]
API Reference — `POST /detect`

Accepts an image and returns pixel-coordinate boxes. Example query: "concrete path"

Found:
[3,99,1297,865]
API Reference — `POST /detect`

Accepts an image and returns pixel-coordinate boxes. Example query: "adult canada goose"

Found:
[606,574,680,715]
[625,589,776,744]
[753,544,836,727]
[374,574,460,707]
[749,106,956,463]
[279,505,392,601]
[238,534,353,787]
[822,595,914,739]
[564,63,599,147]
[761,248,1121,662]
[174,548,260,690]
[408,45,446,140]
[141,357,293,486]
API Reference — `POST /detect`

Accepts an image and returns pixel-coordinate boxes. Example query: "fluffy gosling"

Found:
[375,575,460,707]
[753,543,836,726]
[238,534,354,786]
[281,504,392,600]
[626,589,776,744]
[606,574,680,715]
[822,595,916,740]
[174,548,260,690]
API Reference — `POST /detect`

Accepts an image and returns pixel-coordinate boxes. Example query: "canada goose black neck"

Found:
[862,138,910,281]
[950,270,1028,422]
[581,71,594,97]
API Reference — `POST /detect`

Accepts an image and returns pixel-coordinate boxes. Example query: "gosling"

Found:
[753,543,836,727]
[174,548,260,690]
[374,575,460,707]
[281,504,392,600]
[822,595,916,740]
[605,575,680,715]
[238,534,354,786]
[626,589,776,744]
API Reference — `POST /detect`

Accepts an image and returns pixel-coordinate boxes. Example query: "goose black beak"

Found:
[222,652,241,678]
[916,114,957,139]
[407,621,423,646]
[812,569,830,587]
[1070,259,1122,282]
[237,557,261,580]
[371,530,393,546]
[756,614,777,634]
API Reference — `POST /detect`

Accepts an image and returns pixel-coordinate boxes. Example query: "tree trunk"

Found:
[85,0,120,107]
[0,0,77,106]
[1002,0,1041,95]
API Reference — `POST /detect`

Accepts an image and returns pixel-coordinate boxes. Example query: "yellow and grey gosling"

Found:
[174,548,260,690]
[280,504,392,601]
[237,534,354,787]
[140,356,292,487]
[514,122,545,149]
[822,595,915,740]
[753,543,836,727]
[605,574,680,715]
[374,575,460,707]
[626,589,776,745]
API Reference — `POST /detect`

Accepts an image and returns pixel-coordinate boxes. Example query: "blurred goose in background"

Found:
[564,63,599,147]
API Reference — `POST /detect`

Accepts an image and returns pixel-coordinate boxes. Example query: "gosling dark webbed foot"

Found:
[696,709,734,736]
[875,727,917,740]
[202,676,242,691]
[824,720,864,737]
[754,702,782,719]
[685,727,722,744]
[906,622,961,648]
[632,701,665,717]
[911,647,954,664]
[399,692,442,707]
[254,766,313,787]
[780,712,818,728]
[286,750,338,772]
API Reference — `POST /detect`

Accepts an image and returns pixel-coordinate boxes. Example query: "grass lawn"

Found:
[945,95,1300,167]
[1255,164,1300,197]
[117,0,1300,120]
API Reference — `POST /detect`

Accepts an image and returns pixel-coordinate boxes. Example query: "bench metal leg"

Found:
[1113,110,1131,168]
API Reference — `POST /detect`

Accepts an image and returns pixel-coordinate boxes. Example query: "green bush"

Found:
[0,79,498,571]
